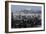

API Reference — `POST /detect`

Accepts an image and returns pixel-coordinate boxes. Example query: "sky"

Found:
[11,5,41,15]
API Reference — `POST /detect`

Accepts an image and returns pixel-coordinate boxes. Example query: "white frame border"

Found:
[8,2,44,32]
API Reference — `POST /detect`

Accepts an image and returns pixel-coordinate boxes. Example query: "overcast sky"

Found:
[11,5,41,14]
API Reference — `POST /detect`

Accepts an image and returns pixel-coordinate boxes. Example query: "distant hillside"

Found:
[13,9,41,16]
[19,9,41,14]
